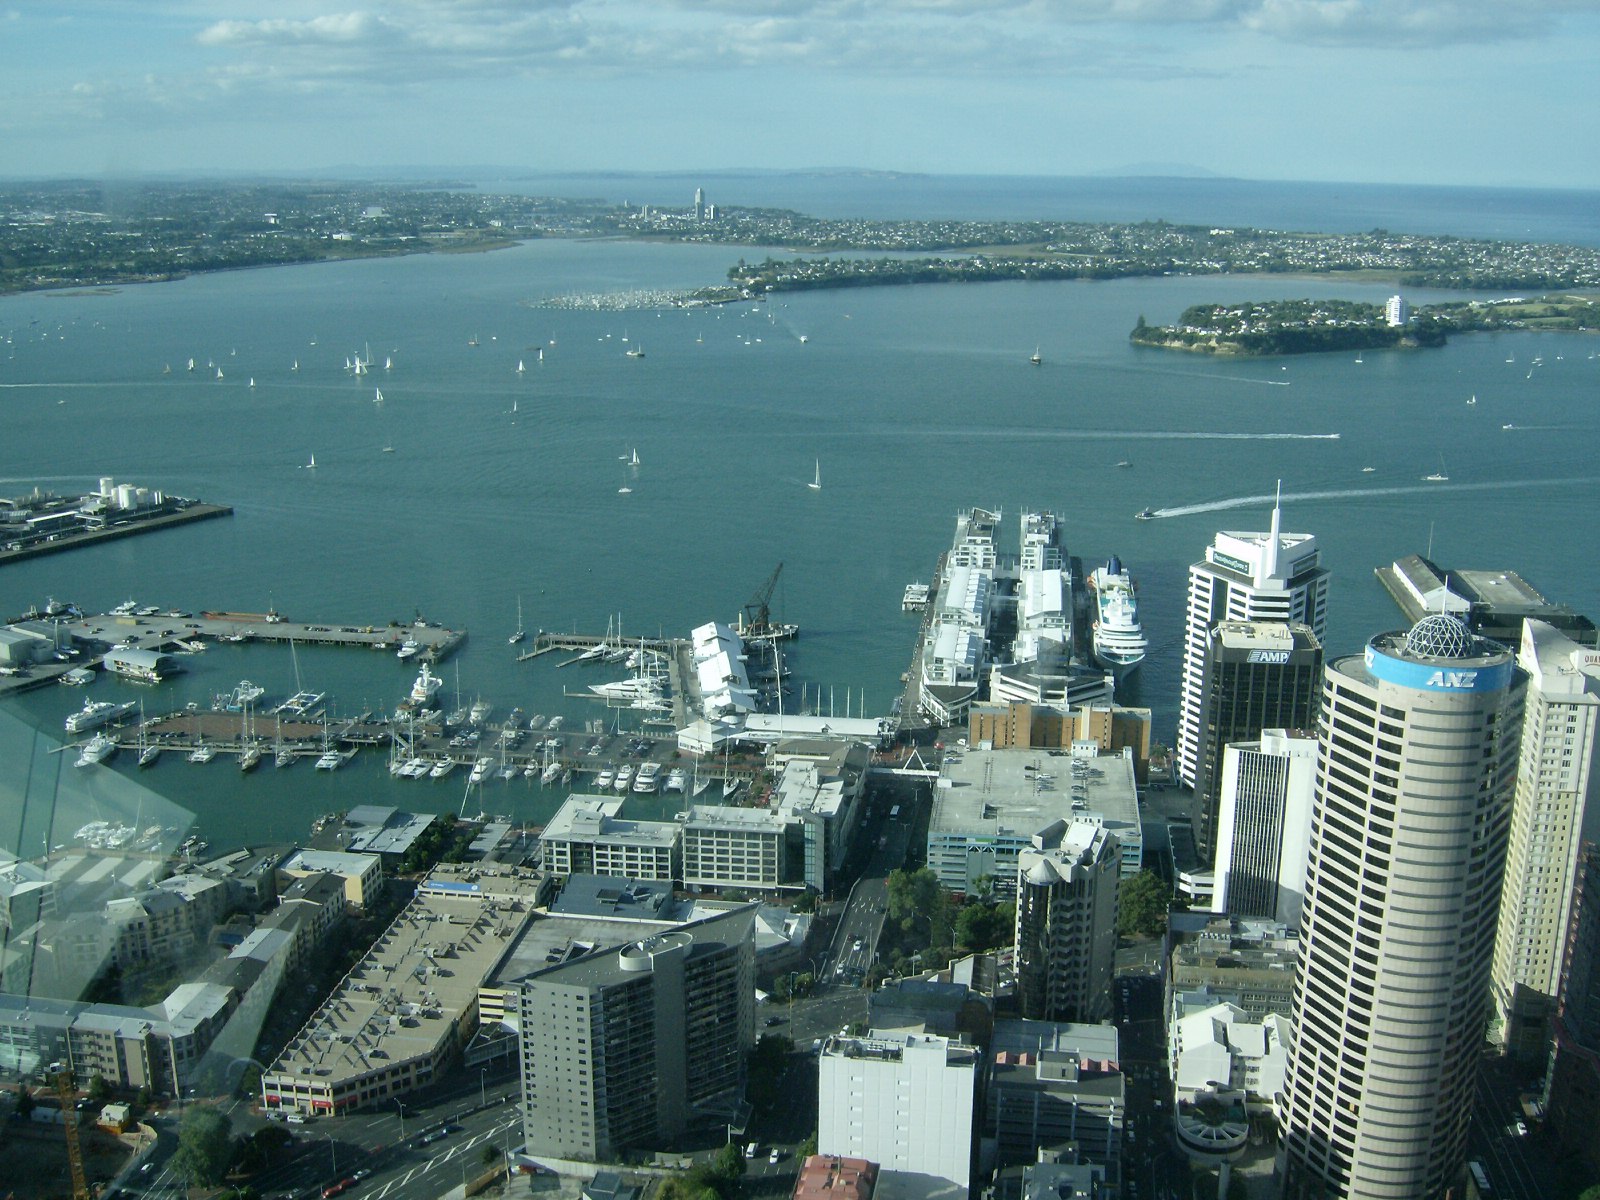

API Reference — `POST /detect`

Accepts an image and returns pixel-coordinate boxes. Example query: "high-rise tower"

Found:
[1489,619,1600,1060]
[1175,495,1328,789]
[1190,620,1322,860]
[1277,616,1524,1200]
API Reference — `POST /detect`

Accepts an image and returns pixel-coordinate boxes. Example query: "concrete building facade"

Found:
[1490,620,1600,1059]
[518,906,756,1162]
[1189,621,1322,861]
[1211,730,1317,926]
[1015,819,1120,1024]
[1277,617,1524,1200]
[818,1029,978,1197]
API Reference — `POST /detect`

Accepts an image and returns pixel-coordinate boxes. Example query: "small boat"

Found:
[187,358,196,372]
[1134,507,1157,521]
[1361,466,1376,473]
[468,335,480,347]
[509,596,527,645]
[665,767,687,793]
[1030,346,1042,366]
[216,367,224,380]
[1354,353,1363,364]
[305,453,316,470]
[248,377,255,389]
[517,360,525,374]
[808,459,821,491]
[76,732,117,768]
[292,360,299,371]
[1467,394,1476,406]
[630,448,640,467]
[139,742,161,768]
[239,744,263,772]
[429,756,458,779]
[499,762,518,781]
[1503,423,1516,430]
[595,766,615,789]
[384,356,392,370]
[396,638,421,660]
[1115,461,1132,469]
[188,743,218,764]
[1423,455,1449,482]
[625,344,645,359]
[275,745,296,769]
[375,387,383,403]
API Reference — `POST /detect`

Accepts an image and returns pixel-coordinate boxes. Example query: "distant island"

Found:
[3,179,1600,298]
[1128,295,1597,357]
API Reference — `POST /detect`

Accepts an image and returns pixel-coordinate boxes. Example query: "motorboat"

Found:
[76,732,117,768]
[614,764,634,791]
[65,699,135,733]
[470,757,494,784]
[665,767,687,793]
[1134,507,1157,521]
[314,749,345,770]
[429,756,458,779]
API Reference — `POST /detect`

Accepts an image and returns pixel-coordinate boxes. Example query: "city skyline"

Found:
[3,1,1597,190]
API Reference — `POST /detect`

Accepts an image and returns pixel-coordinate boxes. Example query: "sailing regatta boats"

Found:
[1030,346,1042,366]
[292,359,299,372]
[248,377,255,389]
[305,452,317,470]
[187,358,196,372]
[808,459,821,491]
[630,448,640,467]
[517,359,525,375]
[215,367,224,380]
[374,387,383,403]
[509,595,527,645]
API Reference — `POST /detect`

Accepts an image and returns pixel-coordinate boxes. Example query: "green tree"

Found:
[1117,870,1171,939]
[87,1074,110,1101]
[172,1106,234,1188]
[711,1141,745,1184]
[481,1144,503,1167]
[793,888,818,914]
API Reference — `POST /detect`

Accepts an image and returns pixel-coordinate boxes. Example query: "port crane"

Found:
[738,563,798,643]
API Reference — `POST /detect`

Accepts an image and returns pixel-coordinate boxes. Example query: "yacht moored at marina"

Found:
[1089,555,1148,678]
[633,761,663,793]
[65,699,136,733]
[188,742,218,764]
[76,732,117,768]
[469,756,494,784]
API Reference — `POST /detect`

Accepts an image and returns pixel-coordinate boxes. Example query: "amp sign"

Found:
[1247,650,1292,665]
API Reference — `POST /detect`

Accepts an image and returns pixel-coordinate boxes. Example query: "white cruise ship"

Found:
[1089,555,1148,678]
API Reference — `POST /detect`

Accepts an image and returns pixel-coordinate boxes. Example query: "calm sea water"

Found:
[3,177,1598,852]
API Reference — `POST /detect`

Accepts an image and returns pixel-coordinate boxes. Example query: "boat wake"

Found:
[885,429,1340,442]
[1149,476,1600,518]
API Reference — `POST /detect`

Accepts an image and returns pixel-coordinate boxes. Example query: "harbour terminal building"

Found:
[917,509,1122,725]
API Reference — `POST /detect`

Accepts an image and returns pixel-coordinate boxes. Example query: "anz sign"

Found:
[1365,644,1513,693]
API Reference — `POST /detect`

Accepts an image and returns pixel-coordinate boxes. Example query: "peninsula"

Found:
[1128,295,1598,357]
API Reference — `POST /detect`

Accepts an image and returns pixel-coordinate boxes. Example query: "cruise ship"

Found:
[1089,555,1148,678]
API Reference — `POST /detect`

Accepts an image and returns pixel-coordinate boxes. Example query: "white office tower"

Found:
[1015,817,1122,1023]
[1211,730,1316,926]
[1490,619,1600,1060]
[818,1029,978,1197]
[1175,496,1328,788]
[1277,616,1524,1200]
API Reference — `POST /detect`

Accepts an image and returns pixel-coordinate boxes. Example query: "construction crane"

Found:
[52,1068,90,1200]
[739,563,799,643]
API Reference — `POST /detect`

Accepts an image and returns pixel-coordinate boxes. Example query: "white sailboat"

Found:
[630,448,640,467]
[292,359,299,372]
[509,595,527,645]
[808,459,821,491]
[374,387,383,403]
[305,452,317,470]
[1423,455,1449,482]
[517,359,525,374]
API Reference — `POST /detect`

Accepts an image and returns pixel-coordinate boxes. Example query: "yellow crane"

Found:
[52,1069,90,1200]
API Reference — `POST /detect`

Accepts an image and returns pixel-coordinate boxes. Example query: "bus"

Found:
[889,805,901,820]
[1467,1160,1492,1197]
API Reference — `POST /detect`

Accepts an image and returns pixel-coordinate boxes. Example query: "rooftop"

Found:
[929,747,1139,844]
[542,795,680,848]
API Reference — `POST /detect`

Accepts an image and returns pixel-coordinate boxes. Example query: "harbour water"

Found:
[3,178,1599,851]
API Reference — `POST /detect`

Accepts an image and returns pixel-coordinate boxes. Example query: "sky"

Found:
[2,1,1597,189]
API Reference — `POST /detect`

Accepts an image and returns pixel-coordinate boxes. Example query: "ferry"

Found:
[1089,556,1149,679]
[65,699,135,733]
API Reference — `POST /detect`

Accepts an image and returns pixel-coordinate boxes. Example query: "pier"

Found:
[0,502,233,566]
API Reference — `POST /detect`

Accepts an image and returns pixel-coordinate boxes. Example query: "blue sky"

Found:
[3,1,1597,188]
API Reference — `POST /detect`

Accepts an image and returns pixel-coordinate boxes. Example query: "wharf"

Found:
[68,611,465,660]
[0,503,232,566]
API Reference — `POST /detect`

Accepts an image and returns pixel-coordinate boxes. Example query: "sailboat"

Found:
[1030,346,1042,366]
[1423,455,1449,482]
[374,387,383,403]
[137,701,159,767]
[808,459,821,491]
[305,453,317,470]
[215,367,224,380]
[1467,394,1477,406]
[292,359,299,372]
[187,358,196,372]
[630,448,640,467]
[509,595,527,645]
[626,343,645,359]
[248,377,255,389]
[517,359,525,374]
[384,356,392,370]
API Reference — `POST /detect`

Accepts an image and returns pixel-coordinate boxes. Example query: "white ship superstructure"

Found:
[1089,555,1148,677]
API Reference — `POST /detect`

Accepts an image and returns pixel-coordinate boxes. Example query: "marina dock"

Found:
[0,502,233,566]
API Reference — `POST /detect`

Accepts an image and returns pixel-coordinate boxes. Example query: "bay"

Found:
[3,210,1598,853]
